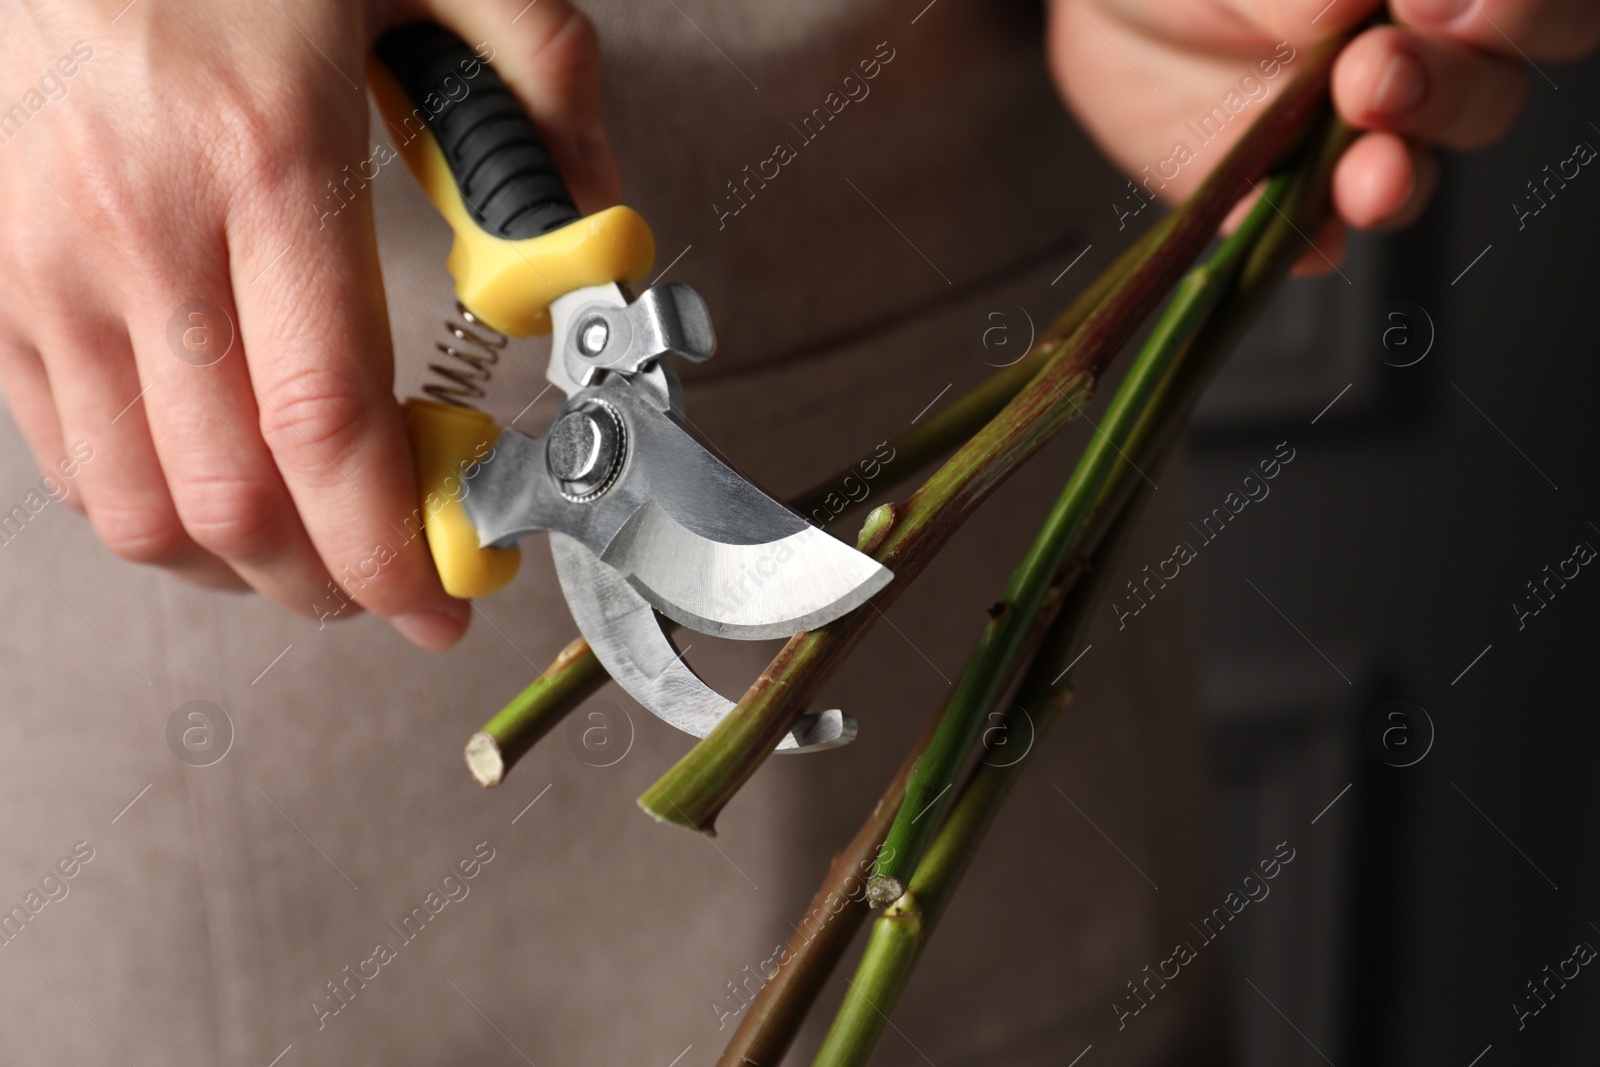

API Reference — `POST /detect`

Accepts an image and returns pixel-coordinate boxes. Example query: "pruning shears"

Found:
[370,23,891,751]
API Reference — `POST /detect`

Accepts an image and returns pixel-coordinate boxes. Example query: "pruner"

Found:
[371,23,891,752]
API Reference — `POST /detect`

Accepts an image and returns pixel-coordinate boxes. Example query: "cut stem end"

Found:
[866,875,905,909]
[464,732,505,788]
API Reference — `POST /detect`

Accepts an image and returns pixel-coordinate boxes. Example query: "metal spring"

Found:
[424,302,508,408]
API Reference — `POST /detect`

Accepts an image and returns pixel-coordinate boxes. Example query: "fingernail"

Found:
[1373,50,1428,116]
[392,603,471,651]
[1403,0,1469,24]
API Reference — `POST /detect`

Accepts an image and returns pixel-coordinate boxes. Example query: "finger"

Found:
[1243,0,1385,44]
[417,0,621,212]
[125,257,342,617]
[18,173,244,587]
[31,311,244,589]
[1332,25,1527,149]
[231,112,471,650]
[1333,130,1441,230]
[1393,0,1600,63]
[0,339,85,513]
[1086,0,1382,51]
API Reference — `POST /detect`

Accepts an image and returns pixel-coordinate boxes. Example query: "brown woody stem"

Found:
[811,109,1354,1067]
[638,37,1342,832]
[709,713,941,1067]
[466,213,1175,787]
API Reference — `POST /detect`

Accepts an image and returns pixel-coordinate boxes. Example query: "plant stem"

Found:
[811,112,1354,1067]
[637,37,1340,833]
[710,571,1076,1067]
[464,635,610,786]
[813,485,1150,1067]
[865,169,1290,903]
[711,713,940,1067]
[789,213,1176,521]
[465,214,1175,787]
[723,110,1353,1067]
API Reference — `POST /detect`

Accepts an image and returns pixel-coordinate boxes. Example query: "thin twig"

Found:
[866,168,1293,903]
[465,215,1176,785]
[465,636,609,786]
[812,111,1355,1067]
[710,713,939,1067]
[713,110,1354,1065]
[813,483,1152,1066]
[637,37,1341,833]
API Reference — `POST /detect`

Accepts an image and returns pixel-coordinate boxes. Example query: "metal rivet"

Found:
[578,317,610,357]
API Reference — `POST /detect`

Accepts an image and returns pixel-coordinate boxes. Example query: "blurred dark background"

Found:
[1181,46,1600,1067]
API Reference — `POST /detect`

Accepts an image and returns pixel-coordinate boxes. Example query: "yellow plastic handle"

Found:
[404,399,522,599]
[367,60,656,337]
[368,25,659,600]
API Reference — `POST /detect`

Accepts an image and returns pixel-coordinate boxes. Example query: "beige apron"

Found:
[0,3,1224,1063]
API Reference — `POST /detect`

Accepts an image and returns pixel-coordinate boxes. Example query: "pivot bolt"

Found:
[546,400,625,501]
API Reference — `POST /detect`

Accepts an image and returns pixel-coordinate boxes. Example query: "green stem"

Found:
[638,37,1340,833]
[865,169,1291,902]
[466,215,1175,787]
[812,113,1354,1067]
[722,110,1354,1067]
[710,577,1077,1067]
[711,711,941,1067]
[813,899,924,1067]
[814,487,1150,1067]
[463,635,610,786]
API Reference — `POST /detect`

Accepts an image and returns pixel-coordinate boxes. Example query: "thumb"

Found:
[411,0,622,214]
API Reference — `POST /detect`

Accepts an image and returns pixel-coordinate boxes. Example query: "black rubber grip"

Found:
[375,23,580,239]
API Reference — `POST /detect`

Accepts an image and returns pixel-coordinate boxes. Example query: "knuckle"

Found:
[92,505,189,565]
[190,68,353,217]
[171,472,281,560]
[54,123,153,251]
[209,83,310,196]
[258,365,371,469]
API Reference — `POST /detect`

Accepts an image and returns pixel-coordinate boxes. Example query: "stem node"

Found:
[855,503,896,555]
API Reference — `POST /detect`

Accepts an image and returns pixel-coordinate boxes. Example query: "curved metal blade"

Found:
[463,378,892,638]
[600,499,892,640]
[549,532,855,753]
